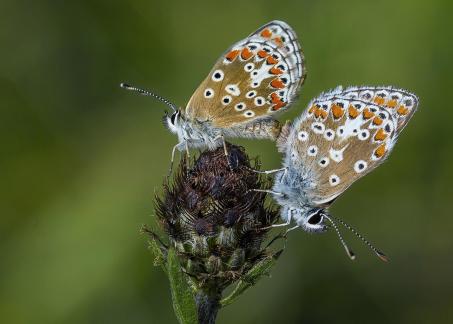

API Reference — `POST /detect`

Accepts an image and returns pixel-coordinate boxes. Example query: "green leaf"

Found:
[220,251,282,307]
[148,236,166,269]
[167,248,198,324]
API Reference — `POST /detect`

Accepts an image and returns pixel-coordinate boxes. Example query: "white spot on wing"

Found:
[311,122,325,134]
[225,84,240,96]
[212,69,224,82]
[324,129,335,141]
[329,174,340,186]
[297,130,308,141]
[307,145,318,157]
[318,157,329,167]
[354,160,368,173]
[329,145,348,163]
[244,110,255,118]
[204,88,214,98]
[235,102,246,111]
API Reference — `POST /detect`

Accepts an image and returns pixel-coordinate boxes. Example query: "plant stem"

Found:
[195,290,221,324]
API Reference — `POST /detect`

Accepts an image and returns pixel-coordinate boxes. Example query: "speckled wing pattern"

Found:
[284,86,418,205]
[185,20,305,128]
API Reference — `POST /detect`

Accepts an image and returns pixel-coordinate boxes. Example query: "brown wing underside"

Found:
[289,86,418,204]
[185,21,305,129]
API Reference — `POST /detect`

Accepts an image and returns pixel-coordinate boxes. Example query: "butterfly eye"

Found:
[298,209,327,233]
[204,88,214,98]
[244,63,255,72]
[307,212,323,225]
[170,112,178,125]
[212,69,224,82]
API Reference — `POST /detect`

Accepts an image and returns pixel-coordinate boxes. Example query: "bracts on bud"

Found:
[144,144,283,324]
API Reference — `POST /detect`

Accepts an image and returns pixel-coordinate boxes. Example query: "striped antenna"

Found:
[120,82,177,112]
[331,214,388,262]
[322,213,356,261]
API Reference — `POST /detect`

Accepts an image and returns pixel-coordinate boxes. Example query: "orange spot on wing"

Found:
[260,29,272,38]
[387,99,398,108]
[270,79,285,89]
[314,109,322,118]
[241,47,253,60]
[331,104,344,119]
[373,96,385,105]
[362,108,375,119]
[348,105,359,119]
[273,37,283,46]
[374,128,387,141]
[319,109,328,119]
[270,67,284,75]
[308,105,318,114]
[373,116,383,126]
[271,92,281,103]
[266,56,278,65]
[397,105,409,115]
[374,144,386,158]
[273,101,286,110]
[225,49,240,61]
[257,50,268,58]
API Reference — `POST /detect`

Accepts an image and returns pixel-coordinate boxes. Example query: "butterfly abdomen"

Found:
[227,119,282,140]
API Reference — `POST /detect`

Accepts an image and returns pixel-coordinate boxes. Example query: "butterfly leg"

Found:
[184,138,190,159]
[247,188,285,197]
[261,208,292,230]
[248,167,288,180]
[284,225,299,236]
[213,134,233,171]
[167,141,186,177]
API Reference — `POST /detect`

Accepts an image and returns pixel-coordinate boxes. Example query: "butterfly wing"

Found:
[185,20,306,128]
[285,86,418,205]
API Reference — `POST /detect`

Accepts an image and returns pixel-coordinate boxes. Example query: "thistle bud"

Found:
[147,144,282,324]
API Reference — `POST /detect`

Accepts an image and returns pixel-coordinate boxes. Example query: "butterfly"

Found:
[263,86,419,260]
[121,20,306,167]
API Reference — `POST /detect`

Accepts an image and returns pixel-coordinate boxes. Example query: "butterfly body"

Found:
[272,86,419,235]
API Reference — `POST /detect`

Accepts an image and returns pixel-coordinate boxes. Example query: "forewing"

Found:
[287,86,418,205]
[185,20,306,128]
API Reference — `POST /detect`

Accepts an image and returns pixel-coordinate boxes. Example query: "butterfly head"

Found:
[294,208,328,233]
[164,110,183,134]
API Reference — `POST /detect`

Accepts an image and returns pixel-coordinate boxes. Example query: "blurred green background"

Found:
[1,0,452,323]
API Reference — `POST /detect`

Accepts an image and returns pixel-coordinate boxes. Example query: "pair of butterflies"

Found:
[122,20,418,261]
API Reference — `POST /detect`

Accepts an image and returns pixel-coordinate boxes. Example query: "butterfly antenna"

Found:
[322,213,355,261]
[330,215,388,262]
[120,82,177,112]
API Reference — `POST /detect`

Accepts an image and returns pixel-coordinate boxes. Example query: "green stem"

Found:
[195,290,221,324]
